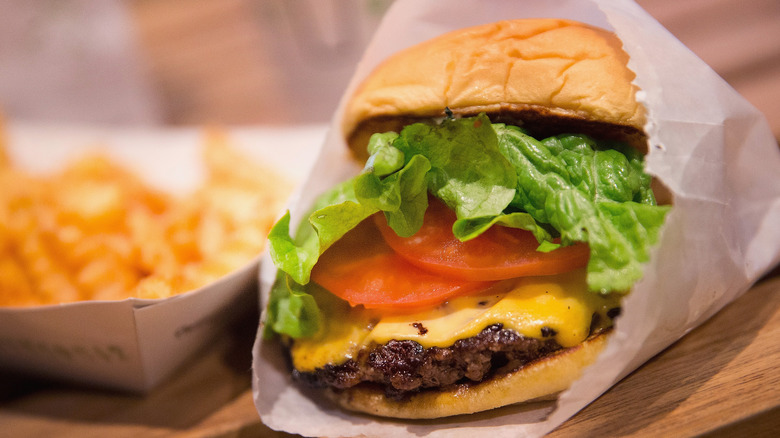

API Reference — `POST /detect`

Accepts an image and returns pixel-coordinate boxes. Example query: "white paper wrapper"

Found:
[0,123,326,392]
[252,0,780,436]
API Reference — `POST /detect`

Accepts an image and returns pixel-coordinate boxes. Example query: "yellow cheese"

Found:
[291,269,620,372]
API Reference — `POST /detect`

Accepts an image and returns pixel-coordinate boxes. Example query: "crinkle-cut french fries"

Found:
[0,126,293,306]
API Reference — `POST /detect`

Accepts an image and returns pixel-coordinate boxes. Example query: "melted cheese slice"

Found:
[291,269,620,372]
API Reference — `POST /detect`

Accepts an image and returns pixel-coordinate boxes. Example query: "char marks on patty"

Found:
[293,324,562,400]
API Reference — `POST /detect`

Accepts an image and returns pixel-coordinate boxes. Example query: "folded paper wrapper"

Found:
[251,0,780,437]
[0,123,326,393]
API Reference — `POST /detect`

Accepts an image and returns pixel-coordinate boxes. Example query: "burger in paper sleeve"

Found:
[261,18,670,419]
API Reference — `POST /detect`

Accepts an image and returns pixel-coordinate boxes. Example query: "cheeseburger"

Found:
[263,18,670,419]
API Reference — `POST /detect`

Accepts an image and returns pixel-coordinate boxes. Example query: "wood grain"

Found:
[2,277,777,437]
[548,276,780,437]
[0,310,287,438]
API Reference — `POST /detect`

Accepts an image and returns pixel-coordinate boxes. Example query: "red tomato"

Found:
[374,198,590,281]
[311,219,493,309]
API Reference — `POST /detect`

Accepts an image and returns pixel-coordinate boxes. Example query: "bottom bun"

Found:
[323,331,609,419]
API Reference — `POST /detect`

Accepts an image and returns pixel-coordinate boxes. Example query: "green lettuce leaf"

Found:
[268,180,376,286]
[494,126,670,293]
[264,115,670,338]
[356,154,431,237]
[364,131,402,177]
[263,271,321,339]
[452,211,552,243]
[265,181,377,338]
[393,114,517,220]
[586,201,669,292]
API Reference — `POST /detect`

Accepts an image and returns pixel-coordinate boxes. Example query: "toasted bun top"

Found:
[343,18,646,160]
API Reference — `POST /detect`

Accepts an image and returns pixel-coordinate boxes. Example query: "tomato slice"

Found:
[374,198,590,281]
[311,219,494,309]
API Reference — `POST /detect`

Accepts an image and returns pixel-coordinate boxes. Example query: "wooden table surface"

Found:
[2,1,779,437]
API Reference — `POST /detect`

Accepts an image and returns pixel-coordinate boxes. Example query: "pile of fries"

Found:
[0,128,292,306]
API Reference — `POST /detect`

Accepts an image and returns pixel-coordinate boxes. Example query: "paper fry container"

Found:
[251,0,780,436]
[0,124,324,392]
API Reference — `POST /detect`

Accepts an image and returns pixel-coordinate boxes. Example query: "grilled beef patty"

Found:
[292,323,565,400]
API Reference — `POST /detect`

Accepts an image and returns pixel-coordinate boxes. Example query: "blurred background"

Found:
[0,0,392,126]
[0,0,777,141]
